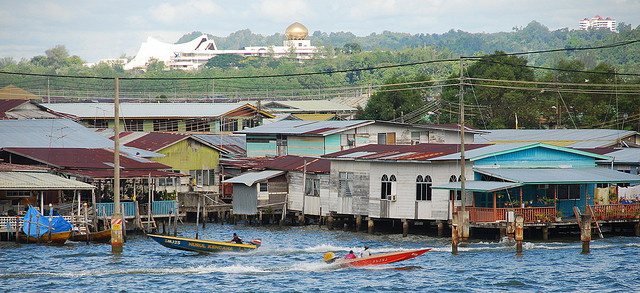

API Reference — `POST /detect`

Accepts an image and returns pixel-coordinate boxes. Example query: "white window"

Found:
[339,172,353,197]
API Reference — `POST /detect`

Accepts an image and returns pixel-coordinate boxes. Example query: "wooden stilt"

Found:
[580,214,592,254]
[451,212,459,255]
[515,214,524,255]
[367,219,375,234]
[355,215,362,231]
[402,220,409,237]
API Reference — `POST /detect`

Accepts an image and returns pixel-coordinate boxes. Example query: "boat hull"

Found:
[18,231,72,245]
[148,234,260,253]
[70,229,111,243]
[332,248,430,267]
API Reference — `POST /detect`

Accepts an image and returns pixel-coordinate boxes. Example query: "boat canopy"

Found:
[21,206,73,238]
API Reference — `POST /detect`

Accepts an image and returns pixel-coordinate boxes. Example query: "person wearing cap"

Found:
[360,246,371,257]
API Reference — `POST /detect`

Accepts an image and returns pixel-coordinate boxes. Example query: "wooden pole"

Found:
[580,214,592,254]
[195,195,201,239]
[367,218,375,234]
[402,219,409,237]
[355,215,362,231]
[515,214,524,255]
[451,212,459,255]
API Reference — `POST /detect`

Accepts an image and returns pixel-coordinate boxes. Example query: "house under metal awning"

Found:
[474,167,640,184]
[432,181,522,192]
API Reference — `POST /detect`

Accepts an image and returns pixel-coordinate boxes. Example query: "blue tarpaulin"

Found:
[21,206,73,238]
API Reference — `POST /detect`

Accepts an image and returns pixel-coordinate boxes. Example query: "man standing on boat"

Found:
[360,246,371,257]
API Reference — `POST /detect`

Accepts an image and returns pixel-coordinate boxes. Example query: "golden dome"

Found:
[285,22,308,40]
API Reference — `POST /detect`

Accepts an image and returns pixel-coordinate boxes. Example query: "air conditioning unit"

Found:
[389,195,397,202]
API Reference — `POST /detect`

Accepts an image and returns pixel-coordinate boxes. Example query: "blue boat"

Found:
[147,234,261,253]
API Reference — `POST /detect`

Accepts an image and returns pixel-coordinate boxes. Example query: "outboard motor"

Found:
[248,239,262,247]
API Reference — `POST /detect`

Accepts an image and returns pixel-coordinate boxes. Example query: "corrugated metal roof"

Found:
[123,132,189,152]
[0,163,49,171]
[432,181,523,192]
[0,171,95,190]
[476,129,637,148]
[236,120,374,136]
[3,147,170,170]
[63,169,185,179]
[0,119,160,158]
[577,148,640,163]
[223,170,285,186]
[323,143,489,161]
[474,167,640,184]
[293,114,337,121]
[43,102,251,118]
[252,155,330,173]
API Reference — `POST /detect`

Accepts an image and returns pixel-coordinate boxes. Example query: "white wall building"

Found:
[125,22,319,71]
[579,15,617,32]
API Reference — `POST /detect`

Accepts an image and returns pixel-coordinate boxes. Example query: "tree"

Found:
[342,43,362,54]
[358,75,429,121]
[204,54,245,69]
[146,58,165,71]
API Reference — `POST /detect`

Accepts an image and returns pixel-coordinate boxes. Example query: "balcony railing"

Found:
[461,207,556,223]
[588,203,640,220]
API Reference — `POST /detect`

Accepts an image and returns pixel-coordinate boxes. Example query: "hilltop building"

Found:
[125,22,319,71]
[579,15,617,32]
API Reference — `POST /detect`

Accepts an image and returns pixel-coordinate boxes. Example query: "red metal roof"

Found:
[0,99,29,118]
[0,162,50,171]
[323,143,490,161]
[63,169,185,179]
[252,155,330,173]
[2,147,171,169]
[123,132,189,152]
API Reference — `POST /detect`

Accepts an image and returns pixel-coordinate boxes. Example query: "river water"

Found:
[1,223,638,292]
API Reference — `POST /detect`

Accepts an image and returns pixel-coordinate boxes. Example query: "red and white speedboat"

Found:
[325,248,430,267]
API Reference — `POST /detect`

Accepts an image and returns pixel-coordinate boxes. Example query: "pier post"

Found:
[298,213,304,226]
[451,212,459,255]
[355,215,362,231]
[515,214,524,255]
[367,218,375,234]
[542,226,549,240]
[634,223,640,237]
[402,219,409,237]
[327,216,334,230]
[437,221,444,237]
[580,214,592,254]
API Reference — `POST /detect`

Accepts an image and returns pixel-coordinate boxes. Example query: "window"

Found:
[305,178,320,196]
[411,132,421,145]
[381,174,396,200]
[189,169,216,186]
[7,191,31,197]
[259,182,268,192]
[124,119,144,132]
[219,118,238,132]
[341,134,355,149]
[153,119,179,132]
[416,175,432,201]
[185,119,210,132]
[242,119,256,130]
[87,119,109,128]
[449,175,461,200]
[377,133,396,145]
[554,184,581,200]
[158,170,181,187]
[339,172,354,197]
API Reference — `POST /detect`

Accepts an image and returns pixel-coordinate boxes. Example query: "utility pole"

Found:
[111,77,124,253]
[458,57,469,240]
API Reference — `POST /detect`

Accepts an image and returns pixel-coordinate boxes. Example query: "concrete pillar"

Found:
[515,214,524,255]
[437,221,444,237]
[367,219,375,234]
[355,215,362,231]
[460,210,470,239]
[297,214,304,226]
[580,214,592,254]
[634,223,640,237]
[542,226,549,240]
[402,220,409,237]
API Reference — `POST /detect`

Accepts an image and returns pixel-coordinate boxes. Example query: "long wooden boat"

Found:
[70,229,111,243]
[325,248,431,267]
[18,230,72,245]
[148,234,262,253]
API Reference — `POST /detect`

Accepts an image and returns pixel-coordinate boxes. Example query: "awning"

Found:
[0,171,95,190]
[432,181,522,192]
[223,170,285,186]
[474,167,640,184]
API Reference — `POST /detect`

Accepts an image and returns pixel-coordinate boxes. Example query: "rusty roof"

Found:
[0,99,29,118]
[323,143,490,161]
[0,162,50,171]
[122,132,189,152]
[62,169,185,179]
[252,155,330,173]
[2,147,170,170]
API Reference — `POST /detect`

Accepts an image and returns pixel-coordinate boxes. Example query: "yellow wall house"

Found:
[120,132,228,194]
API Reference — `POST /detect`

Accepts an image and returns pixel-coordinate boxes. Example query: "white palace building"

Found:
[124,22,319,71]
[579,15,617,32]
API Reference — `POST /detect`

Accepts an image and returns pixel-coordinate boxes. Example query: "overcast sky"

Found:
[1,0,639,63]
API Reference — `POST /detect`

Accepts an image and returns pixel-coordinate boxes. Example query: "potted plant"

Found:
[555,210,563,222]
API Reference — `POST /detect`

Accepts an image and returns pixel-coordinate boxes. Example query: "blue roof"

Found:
[0,119,160,157]
[475,129,638,148]
[236,120,374,136]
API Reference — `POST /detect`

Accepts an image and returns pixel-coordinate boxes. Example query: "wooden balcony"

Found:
[588,203,640,220]
[462,206,556,223]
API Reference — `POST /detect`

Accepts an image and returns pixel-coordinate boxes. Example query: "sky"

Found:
[1,0,639,63]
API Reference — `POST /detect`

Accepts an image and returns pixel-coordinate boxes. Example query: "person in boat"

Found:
[360,246,371,257]
[231,233,243,244]
[345,250,356,259]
